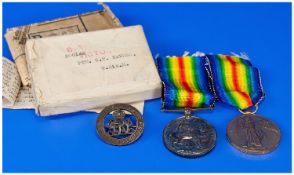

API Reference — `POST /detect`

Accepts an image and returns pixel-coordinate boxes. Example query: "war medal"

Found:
[96,103,144,146]
[157,56,217,158]
[207,54,281,154]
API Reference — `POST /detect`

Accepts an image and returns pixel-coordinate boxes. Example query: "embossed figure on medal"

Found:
[157,56,217,158]
[163,109,216,158]
[207,54,281,155]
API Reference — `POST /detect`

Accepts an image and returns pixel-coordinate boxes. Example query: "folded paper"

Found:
[2,57,145,114]
[25,25,161,116]
[5,3,122,86]
[3,4,146,115]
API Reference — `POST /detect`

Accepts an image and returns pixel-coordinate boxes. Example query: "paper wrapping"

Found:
[25,25,161,116]
[5,3,122,86]
[2,57,145,113]
[3,4,147,115]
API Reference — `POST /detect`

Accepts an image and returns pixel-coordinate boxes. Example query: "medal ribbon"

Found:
[207,54,264,110]
[157,56,215,110]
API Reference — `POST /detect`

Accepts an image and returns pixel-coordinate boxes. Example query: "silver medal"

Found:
[163,110,216,158]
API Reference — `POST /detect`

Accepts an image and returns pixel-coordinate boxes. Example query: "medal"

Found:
[96,103,144,146]
[207,54,281,154]
[157,56,217,158]
[227,114,280,154]
[163,109,216,157]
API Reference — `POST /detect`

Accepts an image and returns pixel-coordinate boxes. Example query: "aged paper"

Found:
[3,4,149,116]
[2,57,35,108]
[26,25,161,116]
[2,57,144,113]
[5,3,122,86]
[6,86,35,109]
[2,57,21,107]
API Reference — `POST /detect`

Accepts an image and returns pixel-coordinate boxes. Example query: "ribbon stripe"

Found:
[157,56,214,110]
[157,54,264,111]
[207,54,264,110]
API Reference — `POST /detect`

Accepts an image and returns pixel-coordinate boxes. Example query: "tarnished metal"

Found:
[227,114,280,154]
[163,112,216,158]
[96,104,144,146]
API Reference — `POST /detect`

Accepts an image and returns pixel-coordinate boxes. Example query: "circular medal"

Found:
[163,115,216,158]
[96,103,144,146]
[227,114,281,154]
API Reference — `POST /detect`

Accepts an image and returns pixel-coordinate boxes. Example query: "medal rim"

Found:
[163,115,217,158]
[226,114,281,155]
[96,103,144,146]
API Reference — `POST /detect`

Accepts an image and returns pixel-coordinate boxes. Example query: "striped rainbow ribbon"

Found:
[207,54,264,110]
[157,56,215,110]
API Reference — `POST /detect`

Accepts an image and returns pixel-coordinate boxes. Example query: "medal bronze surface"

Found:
[96,103,144,146]
[163,111,216,158]
[227,114,280,154]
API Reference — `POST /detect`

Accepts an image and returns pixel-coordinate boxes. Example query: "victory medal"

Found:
[207,54,281,154]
